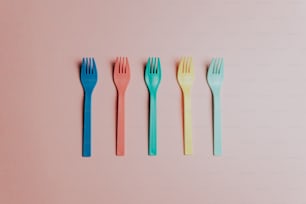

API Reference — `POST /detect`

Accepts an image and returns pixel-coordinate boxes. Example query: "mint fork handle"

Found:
[213,93,222,156]
[149,92,157,156]
[83,92,92,157]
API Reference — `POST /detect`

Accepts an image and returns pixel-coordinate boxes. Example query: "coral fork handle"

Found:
[116,92,125,156]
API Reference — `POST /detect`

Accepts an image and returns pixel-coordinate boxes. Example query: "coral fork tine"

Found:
[113,57,130,156]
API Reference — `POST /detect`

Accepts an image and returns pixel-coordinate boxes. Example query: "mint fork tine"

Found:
[219,58,224,76]
[208,58,215,75]
[213,58,219,74]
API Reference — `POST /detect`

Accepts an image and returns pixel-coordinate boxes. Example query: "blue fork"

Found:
[80,57,97,157]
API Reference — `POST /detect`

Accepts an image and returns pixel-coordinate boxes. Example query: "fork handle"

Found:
[213,93,222,156]
[116,92,125,156]
[83,92,92,157]
[149,93,157,156]
[183,91,193,155]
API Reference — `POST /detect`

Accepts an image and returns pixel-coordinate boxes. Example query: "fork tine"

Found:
[208,58,215,75]
[151,57,156,74]
[154,57,158,73]
[86,58,90,74]
[92,58,97,74]
[187,57,191,73]
[114,57,119,73]
[81,58,86,75]
[123,57,126,73]
[154,57,157,73]
[213,58,217,74]
[183,57,187,74]
[121,57,124,73]
[125,57,130,74]
[215,58,221,74]
[88,58,91,74]
[219,58,224,75]
[84,57,88,74]
[215,58,220,74]
[90,57,94,74]
[120,57,124,74]
[91,58,94,74]
[149,57,152,73]
[178,57,183,73]
[145,57,151,75]
[152,57,155,73]
[157,57,161,74]
[118,57,121,73]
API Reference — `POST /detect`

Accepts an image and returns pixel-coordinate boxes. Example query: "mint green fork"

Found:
[144,57,161,156]
[207,58,224,156]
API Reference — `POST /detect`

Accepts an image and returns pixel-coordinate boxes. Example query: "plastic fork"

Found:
[113,57,130,156]
[207,58,224,156]
[144,57,162,156]
[177,57,194,155]
[80,57,98,157]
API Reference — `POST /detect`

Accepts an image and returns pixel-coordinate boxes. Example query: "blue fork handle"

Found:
[149,93,157,156]
[213,93,222,156]
[83,92,92,157]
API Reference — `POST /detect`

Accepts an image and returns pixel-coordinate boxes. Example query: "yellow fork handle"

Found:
[183,90,193,155]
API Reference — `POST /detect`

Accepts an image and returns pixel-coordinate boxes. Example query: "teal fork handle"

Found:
[149,93,157,156]
[213,93,222,156]
[83,92,92,157]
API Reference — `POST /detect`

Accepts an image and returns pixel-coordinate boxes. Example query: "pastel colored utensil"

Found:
[80,57,98,157]
[113,57,130,156]
[177,57,194,155]
[144,57,161,156]
[207,58,224,156]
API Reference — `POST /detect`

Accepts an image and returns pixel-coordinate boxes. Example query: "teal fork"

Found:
[144,57,162,156]
[80,57,98,157]
[207,58,224,156]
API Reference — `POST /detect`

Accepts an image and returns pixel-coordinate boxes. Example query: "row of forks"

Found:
[80,57,224,157]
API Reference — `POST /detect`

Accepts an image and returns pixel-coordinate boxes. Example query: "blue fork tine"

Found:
[92,58,97,74]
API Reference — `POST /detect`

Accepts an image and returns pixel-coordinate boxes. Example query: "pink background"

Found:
[1,0,306,203]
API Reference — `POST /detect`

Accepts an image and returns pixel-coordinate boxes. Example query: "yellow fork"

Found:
[177,57,194,155]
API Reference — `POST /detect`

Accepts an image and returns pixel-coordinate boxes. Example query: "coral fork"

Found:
[113,57,130,156]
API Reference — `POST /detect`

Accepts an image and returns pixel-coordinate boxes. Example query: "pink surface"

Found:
[1,0,306,203]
